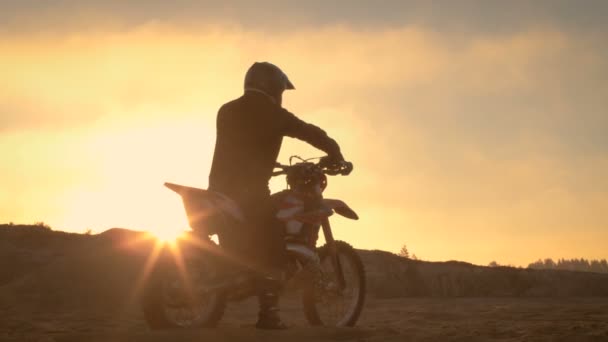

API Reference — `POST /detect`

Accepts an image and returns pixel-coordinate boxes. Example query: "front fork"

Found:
[321,218,346,290]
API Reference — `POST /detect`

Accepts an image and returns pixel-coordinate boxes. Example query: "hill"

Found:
[2,224,607,309]
[1,224,608,339]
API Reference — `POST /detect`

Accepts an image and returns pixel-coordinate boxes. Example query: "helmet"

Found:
[244,62,295,103]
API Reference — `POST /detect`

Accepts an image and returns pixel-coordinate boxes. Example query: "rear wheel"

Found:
[302,241,366,327]
[142,257,226,329]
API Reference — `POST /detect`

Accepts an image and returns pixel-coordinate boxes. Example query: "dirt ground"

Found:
[2,297,608,341]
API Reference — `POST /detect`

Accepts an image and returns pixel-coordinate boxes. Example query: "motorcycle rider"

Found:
[208,62,345,329]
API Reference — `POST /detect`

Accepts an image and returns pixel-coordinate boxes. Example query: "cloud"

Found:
[1,0,607,35]
[1,14,607,264]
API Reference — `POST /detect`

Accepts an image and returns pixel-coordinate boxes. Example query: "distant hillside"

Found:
[1,224,608,314]
[361,250,608,298]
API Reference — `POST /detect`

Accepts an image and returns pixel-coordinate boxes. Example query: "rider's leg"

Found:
[255,276,287,329]
[215,219,252,278]
[252,198,288,329]
[228,193,287,328]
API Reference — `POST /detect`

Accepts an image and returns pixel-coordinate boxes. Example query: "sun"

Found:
[151,227,187,244]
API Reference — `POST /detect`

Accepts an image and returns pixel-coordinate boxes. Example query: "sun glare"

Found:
[152,228,187,245]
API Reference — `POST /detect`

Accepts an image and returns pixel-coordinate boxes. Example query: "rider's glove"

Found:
[319,155,341,168]
[320,156,353,176]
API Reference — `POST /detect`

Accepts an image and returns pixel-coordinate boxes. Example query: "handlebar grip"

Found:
[341,161,354,175]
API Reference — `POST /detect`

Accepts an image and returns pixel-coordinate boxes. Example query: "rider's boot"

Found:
[255,277,287,330]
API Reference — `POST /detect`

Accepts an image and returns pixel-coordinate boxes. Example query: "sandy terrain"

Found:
[1,225,607,341]
[2,297,607,341]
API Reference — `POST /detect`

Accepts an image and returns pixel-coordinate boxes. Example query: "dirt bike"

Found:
[142,156,365,328]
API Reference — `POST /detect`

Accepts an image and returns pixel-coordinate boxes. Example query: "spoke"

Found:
[161,271,215,327]
[314,252,360,326]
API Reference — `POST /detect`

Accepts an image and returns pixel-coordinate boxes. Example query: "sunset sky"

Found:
[1,1,607,266]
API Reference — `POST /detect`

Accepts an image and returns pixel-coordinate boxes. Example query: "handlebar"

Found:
[272,158,353,177]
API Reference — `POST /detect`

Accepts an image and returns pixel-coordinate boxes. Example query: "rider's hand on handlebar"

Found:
[319,155,341,168]
[341,161,354,175]
[319,156,353,176]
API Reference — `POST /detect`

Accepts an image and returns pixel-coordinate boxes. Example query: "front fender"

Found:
[323,199,359,220]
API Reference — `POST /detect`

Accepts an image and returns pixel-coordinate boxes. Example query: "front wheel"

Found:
[302,241,366,327]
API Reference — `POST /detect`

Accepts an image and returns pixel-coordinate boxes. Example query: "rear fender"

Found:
[164,182,245,233]
[323,199,359,220]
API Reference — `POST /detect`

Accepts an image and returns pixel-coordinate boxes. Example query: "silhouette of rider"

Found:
[208,62,345,329]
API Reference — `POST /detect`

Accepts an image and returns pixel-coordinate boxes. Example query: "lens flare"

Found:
[152,228,187,245]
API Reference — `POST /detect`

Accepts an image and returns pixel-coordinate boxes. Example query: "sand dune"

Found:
[3,297,608,341]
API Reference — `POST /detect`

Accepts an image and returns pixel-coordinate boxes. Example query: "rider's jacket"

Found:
[209,91,343,201]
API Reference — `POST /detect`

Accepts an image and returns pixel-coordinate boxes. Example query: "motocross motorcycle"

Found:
[142,157,365,328]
